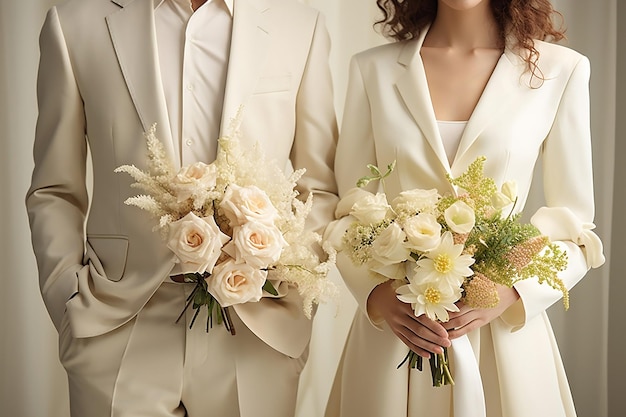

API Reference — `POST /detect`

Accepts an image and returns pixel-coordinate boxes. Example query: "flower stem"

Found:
[399,348,454,387]
[176,273,237,335]
[175,282,200,324]
[222,307,236,335]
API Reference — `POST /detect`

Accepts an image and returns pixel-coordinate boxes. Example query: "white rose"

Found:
[335,187,373,218]
[403,213,442,252]
[351,192,391,225]
[224,221,288,269]
[391,188,440,215]
[207,259,267,307]
[371,222,411,266]
[444,200,476,234]
[167,212,230,274]
[171,162,217,202]
[220,184,278,227]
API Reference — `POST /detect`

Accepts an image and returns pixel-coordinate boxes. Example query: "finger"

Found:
[445,309,478,330]
[415,314,449,338]
[447,318,481,339]
[448,303,472,319]
[395,330,446,358]
[398,317,450,348]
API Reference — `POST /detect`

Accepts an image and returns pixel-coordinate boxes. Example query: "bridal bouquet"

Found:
[115,115,337,333]
[341,156,568,386]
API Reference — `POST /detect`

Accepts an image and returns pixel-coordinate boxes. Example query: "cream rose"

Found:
[403,213,442,252]
[220,184,278,227]
[171,162,217,202]
[371,222,410,266]
[444,200,476,234]
[350,192,391,225]
[224,221,288,269]
[167,212,230,274]
[206,259,267,306]
[391,188,440,215]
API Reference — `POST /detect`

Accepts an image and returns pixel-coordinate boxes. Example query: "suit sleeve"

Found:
[290,11,339,238]
[501,55,605,330]
[324,54,388,328]
[25,6,87,331]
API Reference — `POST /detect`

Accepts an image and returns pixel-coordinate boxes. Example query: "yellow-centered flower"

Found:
[414,231,475,287]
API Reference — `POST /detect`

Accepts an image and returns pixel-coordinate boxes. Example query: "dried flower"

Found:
[462,272,500,309]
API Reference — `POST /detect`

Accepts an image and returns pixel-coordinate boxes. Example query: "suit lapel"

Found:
[395,29,452,176]
[396,27,526,175]
[452,49,523,168]
[107,0,176,163]
[220,0,270,136]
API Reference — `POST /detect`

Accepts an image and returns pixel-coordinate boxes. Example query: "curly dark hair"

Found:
[375,0,566,79]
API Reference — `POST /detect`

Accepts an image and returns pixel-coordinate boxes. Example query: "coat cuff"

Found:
[530,206,605,269]
[500,240,589,331]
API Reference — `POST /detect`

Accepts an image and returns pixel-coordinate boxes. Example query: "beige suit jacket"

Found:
[26,0,338,358]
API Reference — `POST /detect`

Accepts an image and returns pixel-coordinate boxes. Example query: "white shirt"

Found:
[155,0,234,166]
[437,120,467,165]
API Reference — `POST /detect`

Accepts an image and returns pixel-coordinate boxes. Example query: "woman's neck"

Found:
[191,0,208,12]
[425,1,502,51]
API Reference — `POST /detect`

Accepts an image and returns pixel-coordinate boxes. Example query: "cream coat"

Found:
[26,0,338,359]
[325,28,604,417]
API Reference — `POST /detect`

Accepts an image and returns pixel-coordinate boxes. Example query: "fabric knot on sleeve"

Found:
[530,206,605,269]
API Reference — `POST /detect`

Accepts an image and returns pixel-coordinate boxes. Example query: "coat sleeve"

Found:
[235,9,340,358]
[324,54,389,328]
[290,11,339,238]
[501,54,605,330]
[25,6,87,331]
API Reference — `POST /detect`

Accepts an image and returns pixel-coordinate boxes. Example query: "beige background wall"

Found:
[608,1,625,417]
[0,1,620,416]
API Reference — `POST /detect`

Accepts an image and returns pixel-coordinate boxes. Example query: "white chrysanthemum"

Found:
[396,279,462,322]
[414,231,475,286]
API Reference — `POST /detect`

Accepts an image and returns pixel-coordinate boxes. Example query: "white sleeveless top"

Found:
[437,121,467,164]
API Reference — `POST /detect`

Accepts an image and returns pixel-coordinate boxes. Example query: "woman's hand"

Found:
[445,285,520,339]
[367,281,451,358]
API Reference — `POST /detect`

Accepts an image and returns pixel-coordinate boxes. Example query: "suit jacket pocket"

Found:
[86,235,129,282]
[253,74,292,94]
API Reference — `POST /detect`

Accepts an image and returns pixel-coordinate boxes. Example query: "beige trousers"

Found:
[58,282,307,417]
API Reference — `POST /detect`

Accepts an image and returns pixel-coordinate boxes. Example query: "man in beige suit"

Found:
[25,0,338,416]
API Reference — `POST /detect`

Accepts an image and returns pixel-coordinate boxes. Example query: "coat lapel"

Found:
[396,27,527,176]
[452,49,523,168]
[220,0,270,135]
[106,0,176,163]
[395,29,452,176]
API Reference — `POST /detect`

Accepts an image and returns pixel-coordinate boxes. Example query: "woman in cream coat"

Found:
[325,0,605,416]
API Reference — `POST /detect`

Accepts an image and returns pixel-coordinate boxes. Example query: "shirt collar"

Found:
[155,0,234,16]
[223,0,234,15]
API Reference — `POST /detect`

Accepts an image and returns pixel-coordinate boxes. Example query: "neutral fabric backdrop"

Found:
[0,1,621,416]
